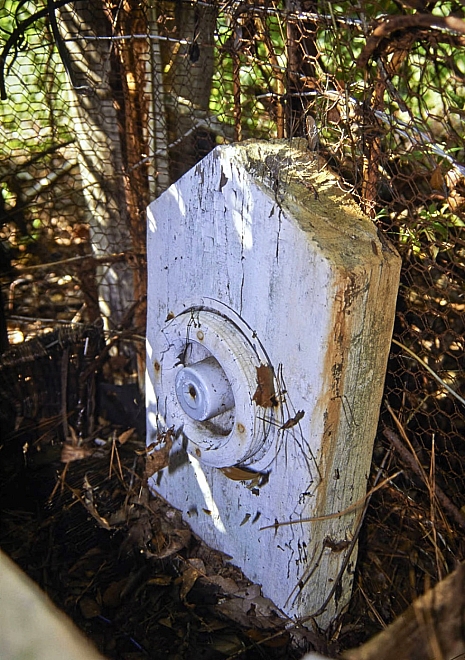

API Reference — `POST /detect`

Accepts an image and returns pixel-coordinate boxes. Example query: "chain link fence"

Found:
[1,0,465,640]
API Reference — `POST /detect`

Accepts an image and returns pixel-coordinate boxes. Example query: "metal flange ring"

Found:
[153,307,272,467]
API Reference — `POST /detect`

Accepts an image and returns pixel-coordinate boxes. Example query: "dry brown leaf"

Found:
[180,566,201,601]
[102,579,127,607]
[122,516,153,552]
[430,165,445,191]
[147,575,172,586]
[150,530,168,554]
[327,105,341,124]
[246,628,289,647]
[60,443,94,463]
[158,617,173,628]
[448,192,465,211]
[144,435,173,478]
[216,585,284,630]
[210,632,244,655]
[106,507,128,526]
[187,558,206,572]
[118,427,135,445]
[208,575,240,595]
[79,596,101,619]
[220,466,261,482]
[155,529,191,559]
[198,618,229,632]
[252,364,277,408]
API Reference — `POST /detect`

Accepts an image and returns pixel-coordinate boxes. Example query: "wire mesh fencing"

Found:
[1,0,465,638]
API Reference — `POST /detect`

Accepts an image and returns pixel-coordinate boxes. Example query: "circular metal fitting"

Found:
[175,356,235,422]
[152,303,273,467]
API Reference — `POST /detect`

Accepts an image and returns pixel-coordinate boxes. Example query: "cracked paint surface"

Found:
[146,139,401,628]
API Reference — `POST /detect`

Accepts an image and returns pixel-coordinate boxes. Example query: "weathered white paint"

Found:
[146,139,401,628]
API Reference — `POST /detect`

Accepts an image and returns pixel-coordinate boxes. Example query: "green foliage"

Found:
[391,203,464,260]
[1,0,464,262]
[210,11,285,138]
[0,0,71,159]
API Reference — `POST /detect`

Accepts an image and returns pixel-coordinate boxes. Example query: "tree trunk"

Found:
[286,0,321,139]
[146,4,170,196]
[59,0,135,332]
[158,0,218,180]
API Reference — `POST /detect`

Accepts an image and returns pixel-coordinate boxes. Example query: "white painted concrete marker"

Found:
[146,138,401,628]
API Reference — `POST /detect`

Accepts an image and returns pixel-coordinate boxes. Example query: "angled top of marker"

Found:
[209,138,399,269]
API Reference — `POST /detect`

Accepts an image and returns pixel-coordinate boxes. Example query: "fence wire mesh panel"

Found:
[1,0,465,651]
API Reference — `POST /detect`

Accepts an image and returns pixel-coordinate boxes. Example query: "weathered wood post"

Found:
[146,139,401,628]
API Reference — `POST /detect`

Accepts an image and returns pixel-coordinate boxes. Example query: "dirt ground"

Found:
[1,244,465,659]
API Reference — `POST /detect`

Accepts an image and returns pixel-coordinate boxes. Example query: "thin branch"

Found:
[392,338,465,409]
[0,139,75,179]
[260,470,402,530]
[383,422,465,531]
[299,450,396,622]
[0,0,74,100]
[358,14,465,68]
[46,0,76,87]
[16,252,129,272]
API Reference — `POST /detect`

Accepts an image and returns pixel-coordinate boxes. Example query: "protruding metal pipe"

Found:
[175,356,235,421]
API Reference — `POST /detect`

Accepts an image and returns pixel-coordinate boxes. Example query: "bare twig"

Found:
[358,14,465,68]
[298,450,396,623]
[392,338,465,410]
[16,253,129,272]
[383,423,465,531]
[260,470,402,530]
[0,0,73,100]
